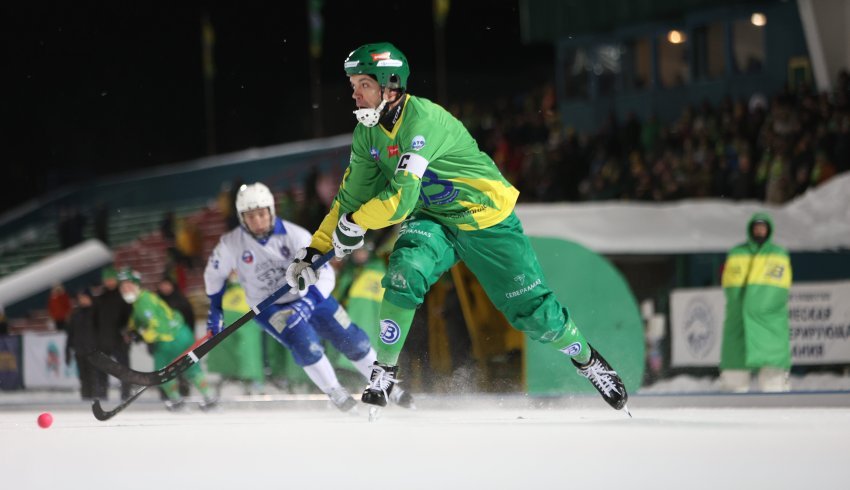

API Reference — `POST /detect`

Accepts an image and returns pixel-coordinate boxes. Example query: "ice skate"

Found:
[362,362,399,421]
[389,385,415,409]
[573,346,630,416]
[164,398,189,413]
[199,396,221,412]
[328,386,358,413]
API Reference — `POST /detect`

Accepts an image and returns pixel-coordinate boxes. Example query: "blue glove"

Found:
[207,306,224,336]
[207,287,226,336]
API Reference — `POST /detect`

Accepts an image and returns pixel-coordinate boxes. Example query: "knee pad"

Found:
[382,254,431,310]
[311,301,372,362]
[256,312,324,367]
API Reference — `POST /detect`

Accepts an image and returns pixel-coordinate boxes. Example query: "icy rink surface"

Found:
[2,402,848,490]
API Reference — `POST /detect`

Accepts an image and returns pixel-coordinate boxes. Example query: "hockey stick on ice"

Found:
[86,250,335,386]
[91,331,216,420]
[91,385,150,421]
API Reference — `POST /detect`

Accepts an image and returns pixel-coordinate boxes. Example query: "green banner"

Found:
[525,237,645,395]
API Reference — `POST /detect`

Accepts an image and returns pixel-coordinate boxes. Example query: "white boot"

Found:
[758,367,790,392]
[719,369,751,393]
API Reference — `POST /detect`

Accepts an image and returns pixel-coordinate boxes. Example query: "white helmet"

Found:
[235,183,276,239]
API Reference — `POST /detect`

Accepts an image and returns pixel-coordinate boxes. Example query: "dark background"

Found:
[2,1,554,216]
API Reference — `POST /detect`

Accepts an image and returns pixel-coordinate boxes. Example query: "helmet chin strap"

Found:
[353,98,388,127]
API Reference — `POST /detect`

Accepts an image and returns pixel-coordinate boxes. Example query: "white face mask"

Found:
[353,99,388,127]
[121,290,139,304]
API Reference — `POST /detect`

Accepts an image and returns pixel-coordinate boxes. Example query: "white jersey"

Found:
[204,218,334,307]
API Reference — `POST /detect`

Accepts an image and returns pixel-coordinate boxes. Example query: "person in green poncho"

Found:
[117,267,217,410]
[286,42,629,413]
[720,212,792,392]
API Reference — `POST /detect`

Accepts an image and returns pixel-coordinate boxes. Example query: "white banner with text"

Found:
[670,280,850,366]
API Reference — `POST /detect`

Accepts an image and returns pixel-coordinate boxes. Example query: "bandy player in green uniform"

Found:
[286,42,629,414]
[117,268,217,411]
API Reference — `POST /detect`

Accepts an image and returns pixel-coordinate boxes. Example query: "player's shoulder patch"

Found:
[411,135,426,151]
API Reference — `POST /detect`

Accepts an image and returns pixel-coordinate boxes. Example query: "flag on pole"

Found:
[308,0,324,59]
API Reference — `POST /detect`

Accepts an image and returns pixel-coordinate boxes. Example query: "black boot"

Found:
[361,362,399,408]
[572,346,629,411]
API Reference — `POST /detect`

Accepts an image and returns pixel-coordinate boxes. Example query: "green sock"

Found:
[550,316,591,364]
[375,300,416,365]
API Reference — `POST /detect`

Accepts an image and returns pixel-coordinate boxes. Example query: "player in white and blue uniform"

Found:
[204,183,413,411]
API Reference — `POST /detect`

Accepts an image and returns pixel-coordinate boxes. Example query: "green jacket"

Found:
[720,212,792,369]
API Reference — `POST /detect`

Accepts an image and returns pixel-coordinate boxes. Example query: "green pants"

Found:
[152,326,209,399]
[381,212,587,354]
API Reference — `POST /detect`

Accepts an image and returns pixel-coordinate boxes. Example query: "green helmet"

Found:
[343,42,409,90]
[117,267,141,285]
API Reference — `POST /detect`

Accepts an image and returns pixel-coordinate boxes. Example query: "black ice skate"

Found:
[573,346,630,416]
[360,361,398,422]
[362,362,399,408]
[327,386,358,412]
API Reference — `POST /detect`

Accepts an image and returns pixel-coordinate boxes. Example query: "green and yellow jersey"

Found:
[310,95,519,252]
[128,290,189,344]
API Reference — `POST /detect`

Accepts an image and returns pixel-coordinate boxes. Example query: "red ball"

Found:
[37,412,53,429]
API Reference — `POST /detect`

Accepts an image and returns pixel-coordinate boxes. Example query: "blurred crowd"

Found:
[453,70,850,205]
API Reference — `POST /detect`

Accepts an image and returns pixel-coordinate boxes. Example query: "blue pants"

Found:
[255,295,372,367]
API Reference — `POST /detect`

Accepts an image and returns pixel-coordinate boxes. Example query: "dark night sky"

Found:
[2,1,554,216]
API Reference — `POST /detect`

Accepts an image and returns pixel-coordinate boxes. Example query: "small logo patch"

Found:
[388,145,399,157]
[279,245,291,260]
[411,135,426,151]
[370,51,391,61]
[370,147,380,160]
[513,274,526,286]
[242,251,254,264]
[410,134,425,151]
[560,342,582,356]
[380,319,402,344]
[377,59,403,67]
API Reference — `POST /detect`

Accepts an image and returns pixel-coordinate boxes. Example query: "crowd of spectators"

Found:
[453,70,850,205]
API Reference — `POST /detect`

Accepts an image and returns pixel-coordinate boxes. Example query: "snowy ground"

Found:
[2,388,849,490]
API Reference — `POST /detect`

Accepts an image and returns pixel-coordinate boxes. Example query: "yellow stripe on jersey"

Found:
[353,185,408,228]
[311,201,343,253]
[451,177,519,230]
[722,254,792,289]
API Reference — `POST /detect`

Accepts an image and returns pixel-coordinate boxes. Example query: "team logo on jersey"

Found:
[370,147,380,160]
[388,145,399,157]
[513,274,526,286]
[241,250,254,264]
[371,51,391,61]
[279,245,291,260]
[411,135,426,151]
[559,342,583,356]
[419,169,459,206]
[379,319,402,344]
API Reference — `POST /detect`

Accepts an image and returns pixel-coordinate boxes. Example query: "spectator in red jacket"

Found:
[47,283,72,331]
